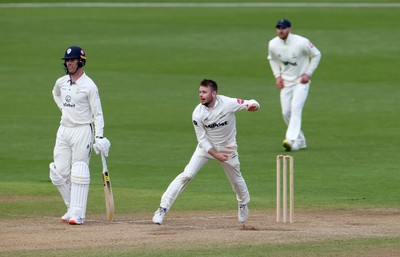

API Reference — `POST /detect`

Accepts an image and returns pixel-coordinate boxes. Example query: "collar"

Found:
[279,33,292,44]
[204,95,220,110]
[68,72,86,85]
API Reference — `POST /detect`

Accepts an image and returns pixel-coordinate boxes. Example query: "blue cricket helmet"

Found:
[62,46,86,67]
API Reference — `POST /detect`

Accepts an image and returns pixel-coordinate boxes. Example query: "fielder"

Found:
[268,18,321,151]
[49,46,111,225]
[152,79,260,225]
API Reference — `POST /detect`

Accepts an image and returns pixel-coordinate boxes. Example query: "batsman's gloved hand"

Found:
[93,137,111,157]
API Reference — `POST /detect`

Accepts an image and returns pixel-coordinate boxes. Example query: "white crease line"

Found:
[1,3,400,8]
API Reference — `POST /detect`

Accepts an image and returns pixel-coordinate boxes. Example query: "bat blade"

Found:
[102,170,114,221]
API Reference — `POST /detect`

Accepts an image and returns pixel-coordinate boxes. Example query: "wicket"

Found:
[276,155,294,223]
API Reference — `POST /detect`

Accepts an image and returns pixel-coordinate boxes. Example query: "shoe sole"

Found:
[69,220,83,225]
[152,217,163,225]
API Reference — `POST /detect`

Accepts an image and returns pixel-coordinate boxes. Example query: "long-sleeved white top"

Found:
[192,95,259,153]
[52,72,104,137]
[268,33,321,86]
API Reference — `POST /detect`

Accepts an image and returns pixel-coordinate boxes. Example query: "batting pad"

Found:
[70,162,90,220]
[49,163,71,208]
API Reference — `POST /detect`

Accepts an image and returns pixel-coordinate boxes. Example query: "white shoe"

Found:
[238,204,249,223]
[69,216,84,225]
[61,210,71,223]
[283,139,293,151]
[152,207,167,225]
[293,140,307,150]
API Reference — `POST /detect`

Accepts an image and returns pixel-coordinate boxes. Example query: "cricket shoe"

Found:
[69,216,84,225]
[152,207,167,225]
[60,210,71,223]
[283,139,294,151]
[293,140,307,151]
[238,204,249,223]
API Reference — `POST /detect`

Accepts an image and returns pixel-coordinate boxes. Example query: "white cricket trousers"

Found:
[53,124,93,174]
[159,145,250,210]
[52,124,93,219]
[280,82,310,142]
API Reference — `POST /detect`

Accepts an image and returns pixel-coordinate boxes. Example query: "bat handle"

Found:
[101,153,108,172]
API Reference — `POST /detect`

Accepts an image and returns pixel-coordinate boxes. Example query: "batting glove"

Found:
[93,137,111,157]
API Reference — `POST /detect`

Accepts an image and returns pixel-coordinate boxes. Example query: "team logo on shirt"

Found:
[63,95,75,108]
[237,99,244,104]
[217,112,227,120]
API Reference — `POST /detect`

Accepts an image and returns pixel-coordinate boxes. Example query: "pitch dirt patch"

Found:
[1,208,400,255]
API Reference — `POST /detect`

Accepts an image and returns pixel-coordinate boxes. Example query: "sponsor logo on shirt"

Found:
[282,61,297,66]
[63,102,76,108]
[204,121,228,129]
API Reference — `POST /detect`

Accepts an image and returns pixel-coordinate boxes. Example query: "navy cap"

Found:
[275,19,291,29]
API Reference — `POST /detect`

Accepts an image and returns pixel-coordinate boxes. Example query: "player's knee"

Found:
[180,172,195,182]
[71,161,90,185]
[49,162,69,186]
[282,110,291,118]
[182,166,198,180]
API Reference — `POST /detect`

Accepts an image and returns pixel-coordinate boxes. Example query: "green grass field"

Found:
[1,1,399,256]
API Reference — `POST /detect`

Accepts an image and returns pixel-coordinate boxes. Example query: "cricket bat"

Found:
[101,153,114,221]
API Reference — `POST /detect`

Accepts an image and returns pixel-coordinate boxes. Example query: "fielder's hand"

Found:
[276,77,285,89]
[245,100,260,112]
[93,137,111,157]
[208,148,229,162]
[300,74,311,84]
[215,152,230,162]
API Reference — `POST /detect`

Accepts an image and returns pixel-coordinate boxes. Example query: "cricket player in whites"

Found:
[49,46,111,225]
[153,79,260,225]
[268,18,321,151]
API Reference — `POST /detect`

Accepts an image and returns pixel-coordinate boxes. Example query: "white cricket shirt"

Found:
[268,33,321,86]
[192,95,258,153]
[52,72,104,137]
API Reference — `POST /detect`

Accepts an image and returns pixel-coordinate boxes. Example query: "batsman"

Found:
[49,46,111,225]
[153,79,260,225]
